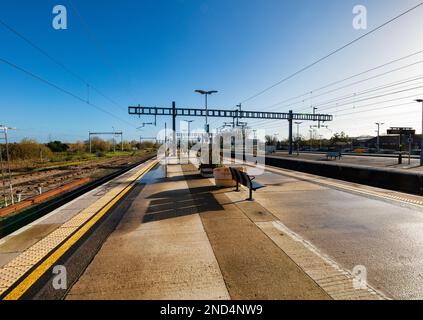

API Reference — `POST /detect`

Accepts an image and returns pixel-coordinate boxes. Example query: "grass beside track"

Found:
[10,149,156,173]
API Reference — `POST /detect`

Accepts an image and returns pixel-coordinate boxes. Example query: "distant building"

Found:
[353,136,374,148]
[353,134,422,151]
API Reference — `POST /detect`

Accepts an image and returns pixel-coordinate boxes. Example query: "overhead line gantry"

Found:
[128,102,334,154]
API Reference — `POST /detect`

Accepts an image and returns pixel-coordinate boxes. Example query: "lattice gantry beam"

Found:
[128,106,333,122]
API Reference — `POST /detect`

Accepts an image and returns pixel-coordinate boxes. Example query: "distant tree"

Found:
[89,137,112,152]
[68,141,86,153]
[265,135,278,146]
[122,141,133,151]
[9,138,53,160]
[140,141,155,149]
[329,132,350,148]
[130,140,139,150]
[47,140,69,152]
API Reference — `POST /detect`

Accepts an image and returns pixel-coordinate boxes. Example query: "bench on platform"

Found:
[326,151,342,160]
[229,167,266,201]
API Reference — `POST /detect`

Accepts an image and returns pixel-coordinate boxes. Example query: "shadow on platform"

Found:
[143,184,224,223]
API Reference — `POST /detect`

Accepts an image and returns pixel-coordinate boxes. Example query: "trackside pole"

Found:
[172,101,176,157]
[288,110,293,155]
[165,123,168,177]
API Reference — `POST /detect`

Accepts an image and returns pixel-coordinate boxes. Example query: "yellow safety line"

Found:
[3,160,158,300]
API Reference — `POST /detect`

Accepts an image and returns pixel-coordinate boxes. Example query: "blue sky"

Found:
[1,0,423,142]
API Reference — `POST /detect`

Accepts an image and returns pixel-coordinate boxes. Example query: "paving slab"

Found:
[66,165,230,300]
[181,165,330,300]
[66,164,332,300]
[247,165,423,299]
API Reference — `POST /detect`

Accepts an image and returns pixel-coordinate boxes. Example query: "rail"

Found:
[0,155,155,238]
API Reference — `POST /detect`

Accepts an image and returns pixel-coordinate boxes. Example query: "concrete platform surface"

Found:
[273,151,423,172]
[6,157,417,300]
[66,164,332,300]
[249,164,423,299]
[0,160,156,297]
[67,165,230,300]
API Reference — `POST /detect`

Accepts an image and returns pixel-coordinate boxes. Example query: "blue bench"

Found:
[229,167,265,201]
[326,151,342,160]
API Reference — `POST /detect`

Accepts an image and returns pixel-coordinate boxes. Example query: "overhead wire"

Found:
[239,2,423,104]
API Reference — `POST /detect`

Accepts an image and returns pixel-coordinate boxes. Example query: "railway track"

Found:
[1,156,149,206]
[0,155,156,238]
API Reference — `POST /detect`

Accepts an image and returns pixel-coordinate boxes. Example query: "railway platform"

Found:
[4,155,423,299]
[0,159,157,299]
[66,164,330,300]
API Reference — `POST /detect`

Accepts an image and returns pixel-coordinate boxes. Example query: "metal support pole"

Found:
[4,129,13,205]
[89,132,92,153]
[121,134,123,151]
[187,121,190,159]
[172,101,176,156]
[375,123,383,153]
[165,123,168,177]
[205,97,210,164]
[242,127,246,162]
[205,95,208,128]
[297,124,300,143]
[295,122,302,156]
[288,110,293,155]
[420,101,423,166]
[309,130,313,150]
[0,143,7,207]
[185,120,193,159]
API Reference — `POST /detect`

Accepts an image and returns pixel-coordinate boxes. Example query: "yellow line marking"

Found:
[3,160,157,300]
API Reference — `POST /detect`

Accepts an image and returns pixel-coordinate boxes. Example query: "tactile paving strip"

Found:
[264,221,385,300]
[0,266,29,289]
[26,228,76,253]
[227,189,389,300]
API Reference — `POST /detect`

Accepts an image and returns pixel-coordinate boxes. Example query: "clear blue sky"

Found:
[1,0,423,142]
